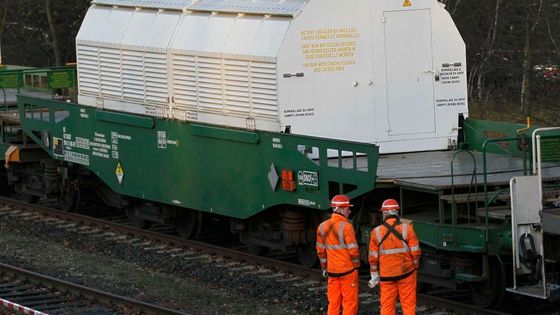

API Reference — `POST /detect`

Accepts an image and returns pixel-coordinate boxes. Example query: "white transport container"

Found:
[77,0,468,154]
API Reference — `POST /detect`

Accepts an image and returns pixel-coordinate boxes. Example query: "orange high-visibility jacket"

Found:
[316,213,361,274]
[368,217,421,280]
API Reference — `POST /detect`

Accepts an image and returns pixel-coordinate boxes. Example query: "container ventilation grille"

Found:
[77,44,169,107]
[171,54,278,121]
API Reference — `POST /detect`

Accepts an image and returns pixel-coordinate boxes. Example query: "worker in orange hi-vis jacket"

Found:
[316,194,361,315]
[368,199,421,315]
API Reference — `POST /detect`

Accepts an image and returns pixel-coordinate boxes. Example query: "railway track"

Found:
[0,196,556,314]
[0,263,189,315]
[0,268,90,315]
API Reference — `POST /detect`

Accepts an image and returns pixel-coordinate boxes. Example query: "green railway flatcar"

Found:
[0,0,559,309]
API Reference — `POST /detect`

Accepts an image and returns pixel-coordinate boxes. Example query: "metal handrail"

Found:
[482,137,519,225]
[1,87,5,112]
[531,127,560,175]
[450,150,477,225]
[531,128,560,209]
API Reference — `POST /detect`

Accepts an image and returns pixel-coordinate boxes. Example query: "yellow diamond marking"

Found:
[115,162,124,184]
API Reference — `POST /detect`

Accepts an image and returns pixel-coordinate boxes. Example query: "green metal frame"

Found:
[0,66,77,111]
[450,150,478,225]
[16,95,379,219]
[414,118,560,255]
[413,119,524,254]
[413,221,511,254]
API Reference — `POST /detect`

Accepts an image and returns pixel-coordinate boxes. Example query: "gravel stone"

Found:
[0,214,328,314]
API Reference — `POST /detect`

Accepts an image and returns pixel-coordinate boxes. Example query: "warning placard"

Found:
[403,0,412,7]
[115,162,124,184]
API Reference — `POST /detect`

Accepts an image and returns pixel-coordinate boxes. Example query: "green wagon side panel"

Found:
[414,221,511,254]
[414,222,487,253]
[463,119,530,156]
[0,66,76,90]
[17,96,379,219]
[463,118,560,161]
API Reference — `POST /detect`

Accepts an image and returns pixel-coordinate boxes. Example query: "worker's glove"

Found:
[322,268,328,278]
[368,272,379,288]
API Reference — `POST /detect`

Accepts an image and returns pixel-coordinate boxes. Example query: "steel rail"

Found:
[0,263,191,315]
[0,196,511,315]
[0,196,325,276]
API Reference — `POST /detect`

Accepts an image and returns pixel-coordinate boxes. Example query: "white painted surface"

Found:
[384,9,435,136]
[77,0,468,154]
[509,176,547,299]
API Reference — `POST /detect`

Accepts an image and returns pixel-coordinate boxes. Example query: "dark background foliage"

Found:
[0,0,89,66]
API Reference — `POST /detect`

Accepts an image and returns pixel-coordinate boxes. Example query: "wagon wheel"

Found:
[132,217,153,229]
[470,256,506,309]
[297,241,318,268]
[125,206,153,229]
[58,179,80,212]
[247,243,268,255]
[176,210,200,239]
[0,167,13,195]
[22,193,40,204]
[296,212,321,268]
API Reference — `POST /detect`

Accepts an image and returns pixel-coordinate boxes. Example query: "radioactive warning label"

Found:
[115,162,124,184]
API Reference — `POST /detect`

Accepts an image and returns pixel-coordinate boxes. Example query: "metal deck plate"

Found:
[506,285,547,299]
[369,150,560,190]
[542,208,560,235]
[0,110,22,125]
[1,89,55,107]
[1,88,25,106]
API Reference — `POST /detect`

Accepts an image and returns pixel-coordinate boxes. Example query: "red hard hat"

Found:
[331,194,353,208]
[380,199,400,211]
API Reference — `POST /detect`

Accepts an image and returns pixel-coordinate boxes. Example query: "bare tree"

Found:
[0,6,7,64]
[520,0,544,117]
[546,18,560,57]
[45,0,62,66]
[466,0,501,119]
[439,0,463,17]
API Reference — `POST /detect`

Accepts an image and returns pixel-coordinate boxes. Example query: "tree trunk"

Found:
[477,73,484,119]
[468,0,501,118]
[449,0,463,17]
[438,0,462,16]
[520,12,532,117]
[520,0,543,117]
[0,7,7,65]
[45,0,62,66]
[546,18,560,57]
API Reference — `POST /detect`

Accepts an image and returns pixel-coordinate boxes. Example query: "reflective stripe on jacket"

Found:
[316,213,360,274]
[368,217,421,279]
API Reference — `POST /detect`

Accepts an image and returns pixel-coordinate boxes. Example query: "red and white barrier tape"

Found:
[1,298,49,315]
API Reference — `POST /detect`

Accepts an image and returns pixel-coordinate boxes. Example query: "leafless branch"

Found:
[546,18,560,56]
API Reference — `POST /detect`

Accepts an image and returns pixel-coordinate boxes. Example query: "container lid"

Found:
[92,0,306,17]
[92,0,190,10]
[189,0,305,17]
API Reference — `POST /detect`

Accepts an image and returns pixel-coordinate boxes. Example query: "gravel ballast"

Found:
[0,211,329,314]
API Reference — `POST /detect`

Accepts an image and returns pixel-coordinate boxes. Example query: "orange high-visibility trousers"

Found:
[327,270,359,315]
[379,272,417,315]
